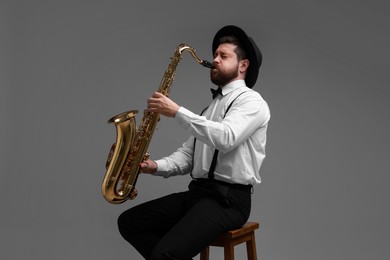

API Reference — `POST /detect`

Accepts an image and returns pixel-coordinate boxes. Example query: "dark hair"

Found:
[218,35,248,61]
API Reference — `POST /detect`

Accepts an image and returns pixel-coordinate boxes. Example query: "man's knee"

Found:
[117,211,127,230]
[117,211,136,242]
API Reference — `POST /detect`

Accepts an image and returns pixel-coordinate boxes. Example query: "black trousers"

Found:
[117,179,252,260]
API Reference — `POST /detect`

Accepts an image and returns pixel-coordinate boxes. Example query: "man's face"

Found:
[210,43,240,87]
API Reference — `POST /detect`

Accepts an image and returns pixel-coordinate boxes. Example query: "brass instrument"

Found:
[102,44,212,204]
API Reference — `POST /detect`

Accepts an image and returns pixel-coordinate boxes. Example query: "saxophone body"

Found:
[102,44,212,204]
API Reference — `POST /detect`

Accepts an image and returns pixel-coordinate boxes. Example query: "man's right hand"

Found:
[140,159,158,174]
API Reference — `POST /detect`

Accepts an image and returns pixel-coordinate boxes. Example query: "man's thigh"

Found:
[118,191,190,234]
[150,196,248,260]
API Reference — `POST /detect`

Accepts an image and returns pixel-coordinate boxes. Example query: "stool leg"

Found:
[224,242,234,260]
[246,232,257,260]
[200,246,210,260]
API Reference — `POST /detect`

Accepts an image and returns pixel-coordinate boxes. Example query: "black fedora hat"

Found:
[212,25,262,88]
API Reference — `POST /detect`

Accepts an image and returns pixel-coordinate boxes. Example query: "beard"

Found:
[210,64,239,87]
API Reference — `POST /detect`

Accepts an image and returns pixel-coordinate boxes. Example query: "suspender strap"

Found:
[191,91,248,179]
[190,106,208,179]
[208,91,247,179]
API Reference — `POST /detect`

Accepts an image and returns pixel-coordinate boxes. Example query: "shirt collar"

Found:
[220,79,246,96]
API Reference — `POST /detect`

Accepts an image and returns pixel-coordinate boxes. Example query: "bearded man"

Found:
[118,25,270,260]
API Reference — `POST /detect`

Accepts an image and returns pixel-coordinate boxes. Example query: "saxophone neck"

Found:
[177,43,213,69]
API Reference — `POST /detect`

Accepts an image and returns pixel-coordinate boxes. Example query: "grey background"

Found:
[1,0,389,259]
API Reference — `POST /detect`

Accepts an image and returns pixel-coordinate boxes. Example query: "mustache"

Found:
[210,63,218,70]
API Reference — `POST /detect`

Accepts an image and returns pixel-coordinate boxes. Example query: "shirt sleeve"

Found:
[153,136,195,178]
[175,91,270,153]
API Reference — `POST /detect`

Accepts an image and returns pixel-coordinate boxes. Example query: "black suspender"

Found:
[192,91,247,179]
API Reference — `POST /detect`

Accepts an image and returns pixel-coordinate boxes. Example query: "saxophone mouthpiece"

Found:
[201,60,213,69]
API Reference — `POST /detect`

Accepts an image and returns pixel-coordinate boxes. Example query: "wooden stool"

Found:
[200,221,259,260]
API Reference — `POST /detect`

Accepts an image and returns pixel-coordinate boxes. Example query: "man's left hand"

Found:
[146,92,180,118]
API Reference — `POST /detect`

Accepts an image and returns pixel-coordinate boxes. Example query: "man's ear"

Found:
[239,59,250,74]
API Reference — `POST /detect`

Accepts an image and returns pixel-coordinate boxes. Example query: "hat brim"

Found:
[212,25,262,88]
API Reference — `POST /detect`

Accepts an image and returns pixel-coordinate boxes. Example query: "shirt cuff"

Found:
[175,106,195,130]
[152,159,170,177]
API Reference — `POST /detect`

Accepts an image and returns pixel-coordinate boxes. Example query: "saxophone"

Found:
[102,44,212,204]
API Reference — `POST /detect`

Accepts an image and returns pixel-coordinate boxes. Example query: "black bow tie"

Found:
[210,87,222,99]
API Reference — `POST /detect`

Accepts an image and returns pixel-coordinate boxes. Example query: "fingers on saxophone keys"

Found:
[140,161,150,172]
[147,100,156,112]
[140,161,147,169]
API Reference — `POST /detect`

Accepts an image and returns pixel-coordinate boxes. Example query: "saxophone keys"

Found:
[129,188,138,200]
[143,153,150,161]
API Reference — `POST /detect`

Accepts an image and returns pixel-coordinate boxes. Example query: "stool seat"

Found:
[200,221,259,260]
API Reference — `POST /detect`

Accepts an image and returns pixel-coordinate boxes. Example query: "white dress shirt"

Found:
[154,79,270,185]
